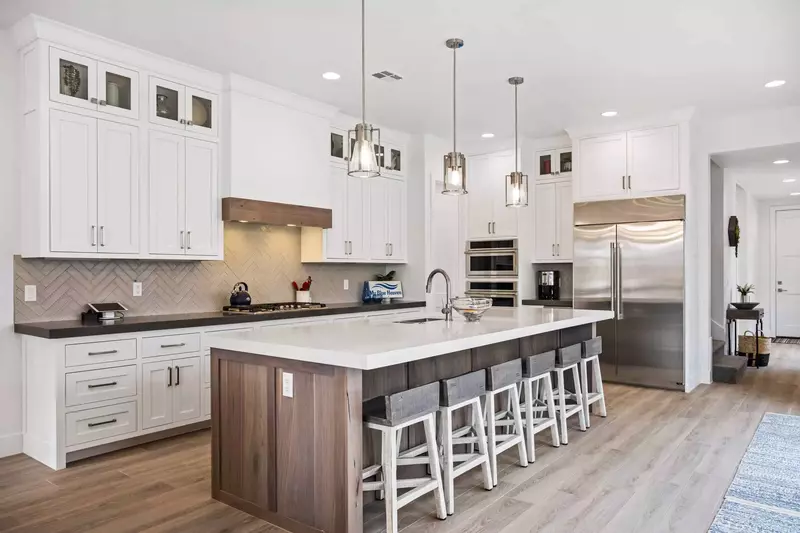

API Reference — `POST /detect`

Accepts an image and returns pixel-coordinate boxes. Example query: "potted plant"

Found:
[737,283,754,303]
[292,276,313,303]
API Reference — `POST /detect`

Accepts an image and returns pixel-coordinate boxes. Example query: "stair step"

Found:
[712,354,747,384]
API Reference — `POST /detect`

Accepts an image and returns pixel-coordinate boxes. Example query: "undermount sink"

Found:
[394,317,445,324]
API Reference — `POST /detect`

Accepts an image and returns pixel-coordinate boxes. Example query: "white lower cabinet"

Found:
[142,355,201,430]
[66,401,137,447]
[202,387,211,417]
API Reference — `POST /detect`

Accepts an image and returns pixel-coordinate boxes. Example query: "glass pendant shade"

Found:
[348,122,380,178]
[443,151,467,195]
[506,171,528,207]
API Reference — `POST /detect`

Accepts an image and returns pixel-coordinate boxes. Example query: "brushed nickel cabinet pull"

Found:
[91,225,97,247]
[99,226,105,247]
[160,342,186,349]
[88,381,117,389]
[88,418,117,428]
[187,231,192,250]
[88,349,118,356]
[180,231,185,249]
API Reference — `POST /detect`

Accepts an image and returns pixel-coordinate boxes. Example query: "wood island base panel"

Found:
[210,317,598,533]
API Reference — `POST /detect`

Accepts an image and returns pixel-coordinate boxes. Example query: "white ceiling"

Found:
[713,143,800,199]
[2,0,799,139]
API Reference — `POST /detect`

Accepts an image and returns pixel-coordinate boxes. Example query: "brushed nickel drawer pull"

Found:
[88,349,118,356]
[88,381,118,389]
[160,342,186,349]
[88,418,117,428]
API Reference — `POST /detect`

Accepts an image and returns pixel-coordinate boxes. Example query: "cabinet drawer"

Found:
[142,333,200,358]
[65,401,137,447]
[202,386,211,417]
[65,339,137,368]
[65,365,137,407]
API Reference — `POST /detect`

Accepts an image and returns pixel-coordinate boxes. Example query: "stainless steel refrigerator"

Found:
[573,195,685,390]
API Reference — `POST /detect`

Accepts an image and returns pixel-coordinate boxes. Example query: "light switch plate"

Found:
[343,279,349,290]
[282,372,294,398]
[24,285,36,302]
[132,282,143,297]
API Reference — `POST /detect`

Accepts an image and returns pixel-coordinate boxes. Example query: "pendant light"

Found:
[505,77,528,207]
[442,38,467,195]
[348,0,380,178]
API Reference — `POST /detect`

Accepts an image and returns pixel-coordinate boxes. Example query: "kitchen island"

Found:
[207,306,613,533]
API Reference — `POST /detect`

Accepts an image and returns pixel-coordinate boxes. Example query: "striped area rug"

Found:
[773,337,800,345]
[710,413,800,532]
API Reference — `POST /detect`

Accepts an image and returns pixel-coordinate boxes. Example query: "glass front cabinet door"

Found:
[536,147,572,179]
[149,77,185,130]
[50,48,98,111]
[383,142,403,176]
[330,128,348,165]
[97,62,139,119]
[185,87,218,137]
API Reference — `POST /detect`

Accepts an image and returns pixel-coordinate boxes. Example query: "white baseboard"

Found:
[0,432,22,458]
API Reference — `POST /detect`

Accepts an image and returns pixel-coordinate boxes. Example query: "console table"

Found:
[726,307,766,367]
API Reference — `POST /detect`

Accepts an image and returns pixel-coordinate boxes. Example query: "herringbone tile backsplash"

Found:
[15,224,382,323]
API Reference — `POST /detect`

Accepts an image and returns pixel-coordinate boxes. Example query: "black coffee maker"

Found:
[537,270,560,300]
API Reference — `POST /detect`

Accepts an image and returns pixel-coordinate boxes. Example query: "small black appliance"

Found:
[229,282,252,307]
[537,270,560,300]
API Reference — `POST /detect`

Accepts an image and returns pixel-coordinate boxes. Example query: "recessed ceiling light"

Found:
[765,80,786,88]
[481,133,495,138]
[287,223,297,227]
[790,192,800,196]
[774,159,790,165]
[783,178,797,183]
[601,111,618,117]
[322,72,341,80]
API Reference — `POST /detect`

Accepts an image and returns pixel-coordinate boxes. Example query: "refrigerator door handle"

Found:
[616,244,624,319]
[610,242,616,315]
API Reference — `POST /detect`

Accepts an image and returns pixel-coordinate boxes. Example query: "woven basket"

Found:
[738,330,771,355]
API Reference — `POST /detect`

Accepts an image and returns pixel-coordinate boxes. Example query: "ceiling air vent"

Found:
[372,70,403,81]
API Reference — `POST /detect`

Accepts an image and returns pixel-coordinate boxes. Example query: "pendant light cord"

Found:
[361,0,366,124]
[514,84,518,173]
[452,44,457,154]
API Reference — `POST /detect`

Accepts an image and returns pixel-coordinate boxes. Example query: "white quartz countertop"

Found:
[207,306,614,370]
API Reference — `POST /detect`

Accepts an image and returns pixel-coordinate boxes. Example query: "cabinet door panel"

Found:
[97,61,139,119]
[346,175,369,260]
[173,356,202,423]
[184,139,219,256]
[142,360,173,429]
[627,126,679,194]
[368,178,388,260]
[467,155,494,239]
[149,77,185,130]
[49,48,97,111]
[185,86,218,137]
[49,110,98,253]
[556,182,573,260]
[98,120,139,254]
[491,153,518,237]
[325,167,348,259]
[149,131,186,255]
[385,178,406,261]
[534,183,556,261]
[577,133,627,200]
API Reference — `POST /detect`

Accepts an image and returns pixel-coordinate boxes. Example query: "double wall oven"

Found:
[465,239,519,306]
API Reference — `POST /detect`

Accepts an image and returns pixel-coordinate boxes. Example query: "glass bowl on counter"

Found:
[451,297,493,322]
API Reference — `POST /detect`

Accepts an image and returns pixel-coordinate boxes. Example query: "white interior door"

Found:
[556,182,574,260]
[49,110,98,253]
[184,138,219,256]
[534,183,556,261]
[97,120,139,254]
[577,133,627,200]
[172,356,202,423]
[149,131,186,255]
[626,125,679,194]
[776,209,800,337]
[142,360,173,430]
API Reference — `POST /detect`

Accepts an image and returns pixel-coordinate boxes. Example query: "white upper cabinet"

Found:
[626,126,679,194]
[50,48,139,120]
[533,181,573,262]
[97,120,139,254]
[467,152,518,239]
[345,174,369,260]
[150,77,218,137]
[369,177,406,262]
[184,138,219,256]
[574,125,681,202]
[535,147,572,180]
[324,166,349,259]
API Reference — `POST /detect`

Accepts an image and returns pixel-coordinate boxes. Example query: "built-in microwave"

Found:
[465,279,518,307]
[465,239,518,277]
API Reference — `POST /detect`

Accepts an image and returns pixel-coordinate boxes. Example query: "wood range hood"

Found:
[221,197,333,229]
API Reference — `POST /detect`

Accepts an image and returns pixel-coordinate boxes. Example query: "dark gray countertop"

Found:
[521,299,574,308]
[14,300,427,339]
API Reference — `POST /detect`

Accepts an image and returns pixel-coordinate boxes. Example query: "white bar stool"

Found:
[438,369,493,515]
[362,382,447,533]
[519,350,560,461]
[484,359,528,486]
[579,337,607,427]
[552,343,587,444]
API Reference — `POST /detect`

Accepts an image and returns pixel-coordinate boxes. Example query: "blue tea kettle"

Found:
[229,282,252,307]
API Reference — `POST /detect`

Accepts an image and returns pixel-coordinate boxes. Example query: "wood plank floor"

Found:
[2,344,798,533]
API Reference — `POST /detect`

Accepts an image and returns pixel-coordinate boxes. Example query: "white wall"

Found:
[394,134,427,301]
[709,161,724,338]
[692,105,800,387]
[0,30,21,458]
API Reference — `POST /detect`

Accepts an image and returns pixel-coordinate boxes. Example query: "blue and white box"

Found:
[362,281,404,303]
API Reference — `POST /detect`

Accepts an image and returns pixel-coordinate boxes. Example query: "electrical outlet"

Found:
[343,279,349,290]
[132,282,143,297]
[282,372,294,398]
[24,285,37,302]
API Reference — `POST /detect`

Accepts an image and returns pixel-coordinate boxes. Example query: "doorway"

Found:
[775,208,800,337]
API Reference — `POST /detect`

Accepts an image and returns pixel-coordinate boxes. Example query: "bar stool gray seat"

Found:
[437,369,493,515]
[578,337,607,427]
[552,343,587,444]
[483,359,528,486]
[518,350,560,461]
[362,382,447,533]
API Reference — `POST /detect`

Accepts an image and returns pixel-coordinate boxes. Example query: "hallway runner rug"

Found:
[709,413,800,532]
[773,337,800,345]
